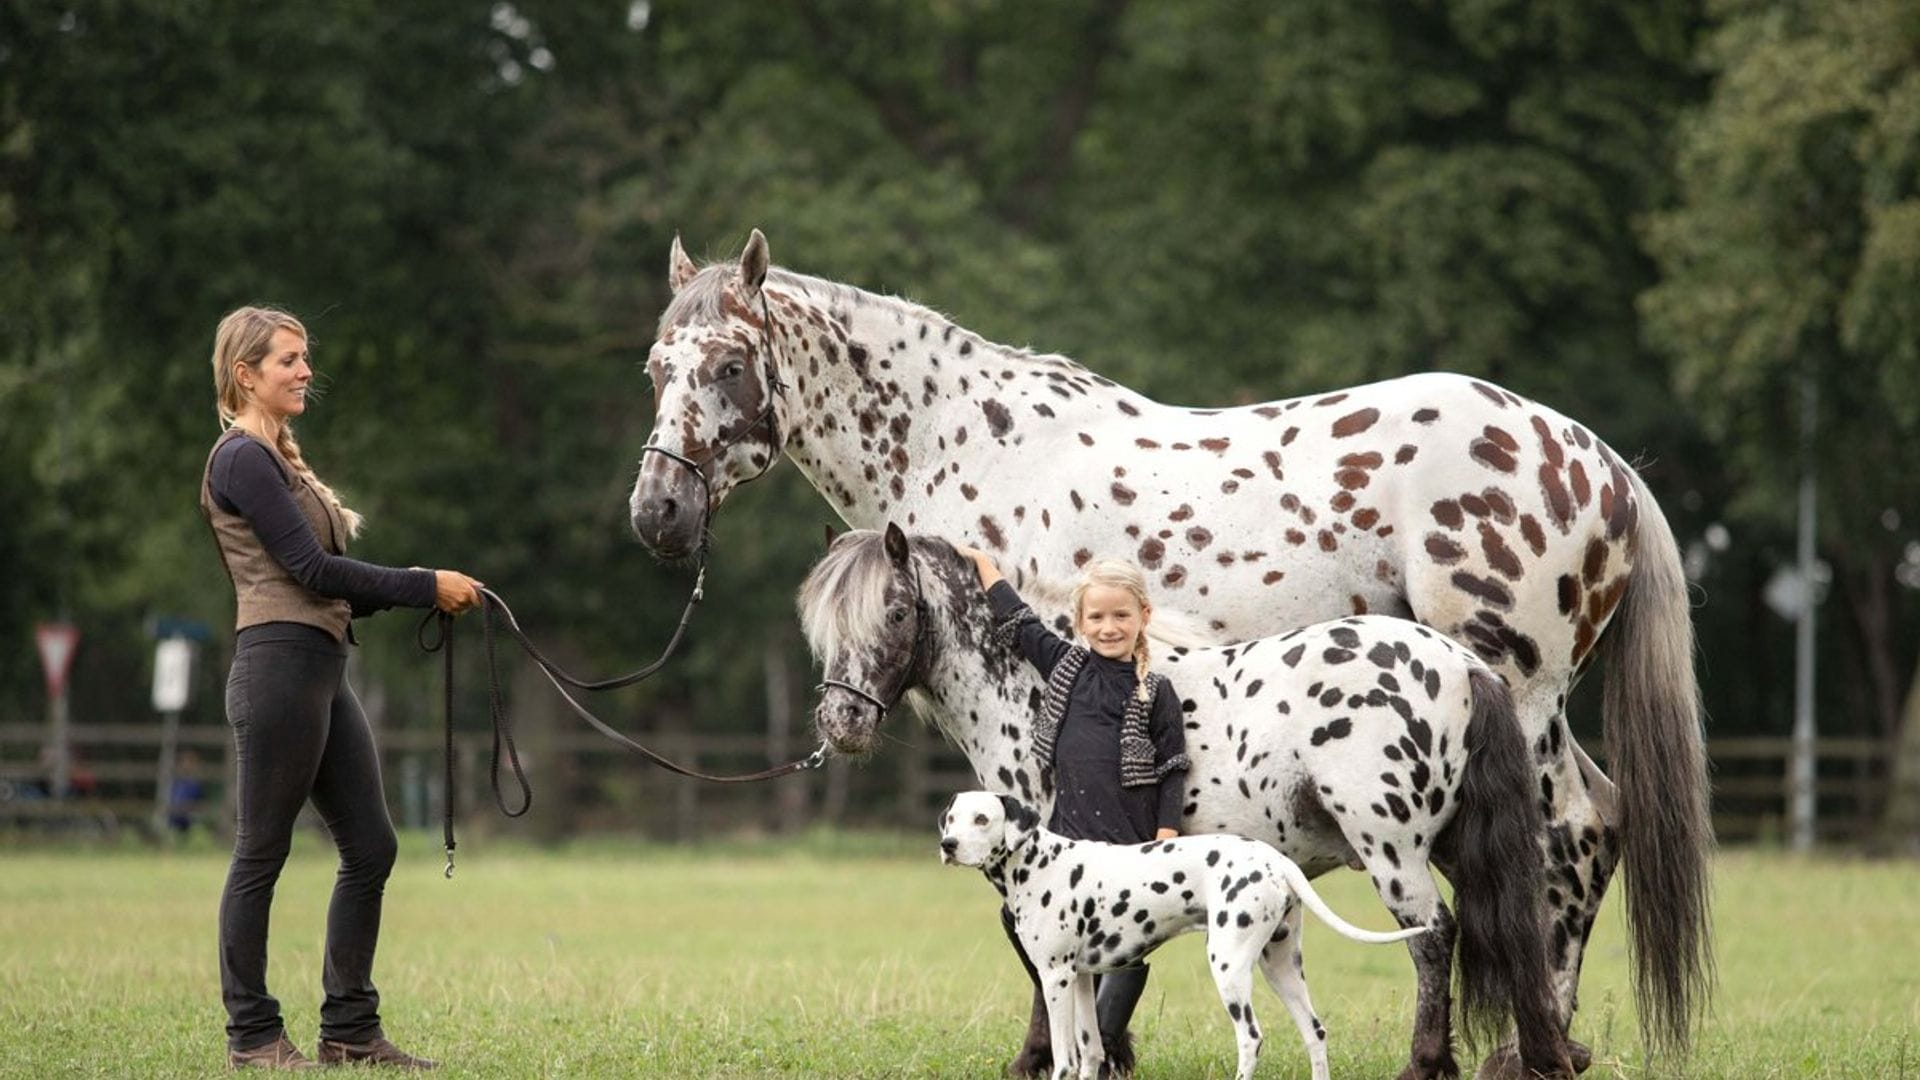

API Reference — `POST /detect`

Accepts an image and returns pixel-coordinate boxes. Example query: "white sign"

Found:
[35,622,80,699]
[152,637,196,713]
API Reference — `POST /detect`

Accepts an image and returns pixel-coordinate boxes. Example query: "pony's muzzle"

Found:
[813,693,880,756]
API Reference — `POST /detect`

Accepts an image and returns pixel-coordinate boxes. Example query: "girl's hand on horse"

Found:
[434,570,486,615]
[956,546,1004,590]
[1155,828,1179,841]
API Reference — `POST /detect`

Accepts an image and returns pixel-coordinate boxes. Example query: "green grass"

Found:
[1,832,1915,1077]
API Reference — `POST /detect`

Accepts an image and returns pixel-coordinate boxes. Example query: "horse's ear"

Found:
[669,234,699,295]
[739,228,770,300]
[884,521,910,567]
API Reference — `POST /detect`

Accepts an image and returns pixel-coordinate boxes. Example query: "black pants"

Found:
[219,623,397,1052]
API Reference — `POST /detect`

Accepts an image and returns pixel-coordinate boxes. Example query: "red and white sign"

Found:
[35,622,80,699]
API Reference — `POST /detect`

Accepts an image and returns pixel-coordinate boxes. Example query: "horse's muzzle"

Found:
[629,467,704,557]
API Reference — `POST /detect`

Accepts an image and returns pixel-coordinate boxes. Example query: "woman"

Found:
[201,305,483,1070]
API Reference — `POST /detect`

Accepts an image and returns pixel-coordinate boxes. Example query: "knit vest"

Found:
[1031,646,1186,788]
[200,428,353,641]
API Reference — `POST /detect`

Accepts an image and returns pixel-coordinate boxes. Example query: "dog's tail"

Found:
[1270,855,1427,945]
[1443,668,1568,1069]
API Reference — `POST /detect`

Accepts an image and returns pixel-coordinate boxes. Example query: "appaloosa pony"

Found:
[628,231,1710,1068]
[800,525,1574,1080]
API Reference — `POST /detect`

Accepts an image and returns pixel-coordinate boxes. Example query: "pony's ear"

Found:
[669,234,699,294]
[884,521,911,567]
[738,228,770,300]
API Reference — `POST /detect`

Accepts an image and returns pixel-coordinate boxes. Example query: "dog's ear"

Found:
[935,792,957,827]
[824,523,840,549]
[997,794,1040,834]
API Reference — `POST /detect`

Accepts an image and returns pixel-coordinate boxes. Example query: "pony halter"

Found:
[816,555,936,718]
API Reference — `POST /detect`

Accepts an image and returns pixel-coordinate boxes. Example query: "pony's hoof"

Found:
[1472,1038,1589,1079]
[1007,1047,1052,1079]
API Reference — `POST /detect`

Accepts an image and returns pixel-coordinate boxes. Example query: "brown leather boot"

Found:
[229,1034,318,1070]
[315,1036,438,1070]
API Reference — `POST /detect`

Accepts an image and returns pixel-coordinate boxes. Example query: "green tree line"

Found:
[2,0,1916,829]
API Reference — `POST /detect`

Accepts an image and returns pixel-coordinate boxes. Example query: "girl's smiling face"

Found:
[1078,584,1151,660]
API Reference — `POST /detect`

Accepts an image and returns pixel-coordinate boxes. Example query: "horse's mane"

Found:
[661,263,1094,380]
[797,530,1221,667]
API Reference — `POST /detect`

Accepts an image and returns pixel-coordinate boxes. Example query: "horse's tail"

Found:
[1601,468,1714,1056]
[1268,856,1427,945]
[1446,668,1565,1068]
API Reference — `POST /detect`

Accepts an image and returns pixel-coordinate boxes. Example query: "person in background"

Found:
[202,305,483,1070]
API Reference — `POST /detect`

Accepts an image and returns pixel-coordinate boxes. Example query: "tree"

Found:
[1640,0,1920,837]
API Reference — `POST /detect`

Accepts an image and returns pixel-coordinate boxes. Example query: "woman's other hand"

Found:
[434,570,485,614]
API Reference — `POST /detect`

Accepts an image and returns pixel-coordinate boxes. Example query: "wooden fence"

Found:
[0,721,1896,845]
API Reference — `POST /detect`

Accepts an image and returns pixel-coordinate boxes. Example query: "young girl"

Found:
[957,547,1188,1073]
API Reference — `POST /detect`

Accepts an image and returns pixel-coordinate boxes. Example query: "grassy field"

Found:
[1,831,1915,1078]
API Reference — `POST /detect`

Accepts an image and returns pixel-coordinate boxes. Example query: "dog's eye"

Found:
[974,814,989,826]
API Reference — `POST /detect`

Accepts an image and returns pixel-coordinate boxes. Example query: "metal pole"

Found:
[1790,371,1819,852]
[152,709,181,841]
[49,688,70,803]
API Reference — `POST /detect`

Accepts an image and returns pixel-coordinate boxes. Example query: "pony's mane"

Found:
[797,529,919,666]
[662,262,1093,380]
[797,530,1221,667]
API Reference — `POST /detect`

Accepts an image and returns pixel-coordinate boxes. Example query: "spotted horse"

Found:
[800,525,1576,1080]
[629,231,1712,1073]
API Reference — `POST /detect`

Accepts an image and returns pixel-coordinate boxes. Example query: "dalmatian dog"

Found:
[940,790,1425,1080]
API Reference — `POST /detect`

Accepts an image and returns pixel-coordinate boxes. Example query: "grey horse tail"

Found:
[1446,668,1566,1070]
[1602,468,1715,1057]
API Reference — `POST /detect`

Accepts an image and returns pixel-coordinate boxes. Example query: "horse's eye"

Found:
[888,606,909,624]
[721,360,746,379]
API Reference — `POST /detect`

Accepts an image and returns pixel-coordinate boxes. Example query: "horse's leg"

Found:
[1258,905,1329,1080]
[1001,903,1055,1078]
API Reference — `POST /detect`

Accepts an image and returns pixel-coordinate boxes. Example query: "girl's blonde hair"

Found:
[211,305,363,538]
[1070,558,1154,702]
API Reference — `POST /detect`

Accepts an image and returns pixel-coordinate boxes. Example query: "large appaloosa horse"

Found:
[628,231,1711,1070]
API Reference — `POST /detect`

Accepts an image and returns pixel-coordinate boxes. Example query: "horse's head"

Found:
[797,523,941,755]
[629,229,787,558]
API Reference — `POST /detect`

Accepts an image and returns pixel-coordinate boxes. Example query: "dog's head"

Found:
[938,790,1041,868]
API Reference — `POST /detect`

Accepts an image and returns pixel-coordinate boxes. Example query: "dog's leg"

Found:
[1206,921,1265,1080]
[1071,974,1102,1080]
[1002,904,1054,1078]
[1259,904,1330,1080]
[1039,965,1079,1080]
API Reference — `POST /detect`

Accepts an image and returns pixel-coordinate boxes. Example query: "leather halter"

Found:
[816,554,936,719]
[640,286,791,512]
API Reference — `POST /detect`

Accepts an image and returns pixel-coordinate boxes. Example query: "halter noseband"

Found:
[641,286,791,509]
[816,555,936,719]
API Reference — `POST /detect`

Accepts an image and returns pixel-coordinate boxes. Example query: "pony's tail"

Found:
[1446,669,1567,1073]
[1602,469,1714,1057]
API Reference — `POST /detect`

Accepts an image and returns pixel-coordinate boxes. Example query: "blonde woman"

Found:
[957,548,1189,1075]
[201,306,481,1070]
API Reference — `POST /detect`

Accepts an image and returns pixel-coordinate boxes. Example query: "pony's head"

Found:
[629,230,787,558]
[797,523,948,755]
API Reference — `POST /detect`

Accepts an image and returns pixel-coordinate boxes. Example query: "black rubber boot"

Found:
[1095,963,1150,1077]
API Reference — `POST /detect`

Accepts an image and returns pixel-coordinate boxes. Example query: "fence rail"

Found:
[0,722,1895,844]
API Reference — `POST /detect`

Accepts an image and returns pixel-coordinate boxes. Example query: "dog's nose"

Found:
[940,837,958,854]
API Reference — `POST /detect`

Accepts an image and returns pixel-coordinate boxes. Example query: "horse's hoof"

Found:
[1567,1039,1592,1073]
[1472,1038,1590,1079]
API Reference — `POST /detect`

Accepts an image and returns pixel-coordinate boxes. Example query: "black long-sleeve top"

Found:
[208,436,437,619]
[987,580,1187,842]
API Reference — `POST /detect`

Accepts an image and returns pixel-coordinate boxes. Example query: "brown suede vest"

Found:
[200,428,353,641]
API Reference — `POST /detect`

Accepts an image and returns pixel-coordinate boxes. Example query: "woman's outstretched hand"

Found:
[955,546,1004,590]
[434,570,486,615]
